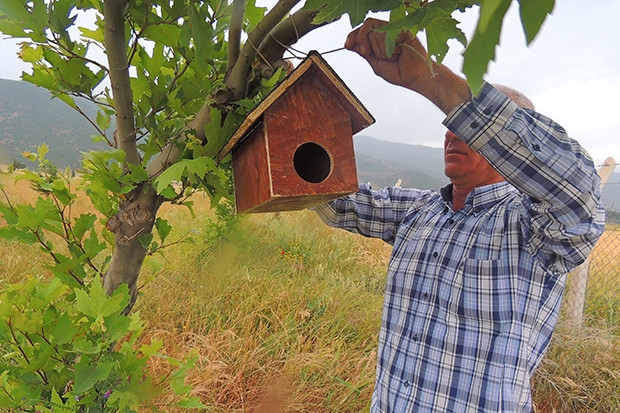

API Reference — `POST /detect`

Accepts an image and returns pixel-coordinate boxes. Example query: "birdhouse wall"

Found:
[230,63,361,214]
[231,122,273,213]
[265,75,358,200]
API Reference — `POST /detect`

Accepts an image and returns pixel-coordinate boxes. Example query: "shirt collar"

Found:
[441,181,517,212]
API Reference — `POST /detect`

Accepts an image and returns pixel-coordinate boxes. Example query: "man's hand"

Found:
[345,18,472,115]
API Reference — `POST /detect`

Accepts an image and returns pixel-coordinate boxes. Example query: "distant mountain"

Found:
[0,78,108,168]
[2,78,619,213]
[353,135,448,190]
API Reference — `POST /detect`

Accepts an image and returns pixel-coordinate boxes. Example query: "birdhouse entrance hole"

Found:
[293,142,332,183]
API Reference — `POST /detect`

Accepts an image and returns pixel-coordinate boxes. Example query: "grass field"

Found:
[1,172,619,412]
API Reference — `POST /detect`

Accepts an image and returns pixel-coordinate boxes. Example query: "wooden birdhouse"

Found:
[217,51,375,214]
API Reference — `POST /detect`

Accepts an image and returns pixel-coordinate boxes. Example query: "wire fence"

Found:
[561,160,620,327]
[562,220,620,326]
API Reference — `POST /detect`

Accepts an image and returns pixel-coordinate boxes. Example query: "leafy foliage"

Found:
[0,161,203,412]
[375,0,475,63]
[0,276,203,412]
[303,0,555,93]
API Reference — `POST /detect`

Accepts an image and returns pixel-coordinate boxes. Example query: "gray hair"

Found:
[493,84,535,110]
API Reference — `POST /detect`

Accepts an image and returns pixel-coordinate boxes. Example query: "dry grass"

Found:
[135,204,388,412]
[532,323,620,412]
[2,171,620,412]
[0,173,55,284]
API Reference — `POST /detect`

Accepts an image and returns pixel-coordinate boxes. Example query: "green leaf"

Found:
[304,0,399,27]
[50,387,77,412]
[425,16,467,63]
[142,23,182,48]
[378,0,474,58]
[53,92,78,109]
[73,213,97,241]
[154,217,172,243]
[50,179,75,206]
[0,201,18,225]
[96,110,111,130]
[243,0,266,31]
[177,396,208,409]
[188,2,214,64]
[73,361,113,394]
[168,349,200,396]
[153,157,216,195]
[49,312,76,345]
[17,43,44,63]
[0,226,38,243]
[0,0,48,40]
[462,0,512,94]
[519,0,554,44]
[138,339,163,358]
[79,25,104,43]
[203,107,227,157]
[153,162,185,195]
[48,0,78,38]
[75,279,126,319]
[37,143,49,162]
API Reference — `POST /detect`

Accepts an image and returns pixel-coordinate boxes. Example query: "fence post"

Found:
[564,157,616,326]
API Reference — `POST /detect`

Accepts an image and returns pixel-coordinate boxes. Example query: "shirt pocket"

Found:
[450,258,513,327]
[467,219,504,261]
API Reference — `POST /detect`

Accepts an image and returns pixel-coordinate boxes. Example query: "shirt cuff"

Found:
[442,82,520,151]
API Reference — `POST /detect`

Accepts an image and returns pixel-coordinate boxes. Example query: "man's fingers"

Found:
[344,27,361,51]
[345,18,389,58]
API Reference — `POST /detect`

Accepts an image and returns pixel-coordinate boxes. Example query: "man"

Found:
[314,18,605,412]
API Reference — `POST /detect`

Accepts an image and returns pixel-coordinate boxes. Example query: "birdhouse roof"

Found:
[217,50,375,162]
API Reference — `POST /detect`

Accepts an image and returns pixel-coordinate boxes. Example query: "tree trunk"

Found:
[104,188,163,310]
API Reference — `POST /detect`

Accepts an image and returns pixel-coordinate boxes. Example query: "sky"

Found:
[1,0,619,168]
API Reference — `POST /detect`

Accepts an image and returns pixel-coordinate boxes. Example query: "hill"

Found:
[2,78,619,213]
[353,135,448,190]
[0,78,108,168]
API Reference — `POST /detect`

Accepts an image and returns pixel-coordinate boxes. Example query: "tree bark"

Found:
[104,188,163,310]
[104,0,140,165]
[103,0,158,307]
[225,0,302,100]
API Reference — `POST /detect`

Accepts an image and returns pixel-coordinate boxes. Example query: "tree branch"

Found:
[226,0,246,79]
[256,8,326,76]
[104,0,140,165]
[225,0,302,101]
[145,102,212,178]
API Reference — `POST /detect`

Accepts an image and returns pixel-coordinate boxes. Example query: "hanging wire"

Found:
[321,46,347,55]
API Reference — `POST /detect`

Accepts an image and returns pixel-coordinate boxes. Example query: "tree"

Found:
[0,0,553,306]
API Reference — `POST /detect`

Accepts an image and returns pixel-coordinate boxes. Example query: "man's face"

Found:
[443,130,504,188]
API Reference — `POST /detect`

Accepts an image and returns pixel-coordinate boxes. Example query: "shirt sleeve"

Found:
[443,82,605,272]
[313,184,435,245]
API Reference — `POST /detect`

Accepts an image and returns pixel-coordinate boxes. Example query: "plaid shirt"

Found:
[314,83,605,412]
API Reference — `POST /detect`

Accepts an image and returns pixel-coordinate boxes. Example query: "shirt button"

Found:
[423,292,429,300]
[404,381,410,388]
[413,334,419,342]
[448,219,454,224]
[470,121,480,129]
[483,107,492,115]
[432,252,438,258]
[532,143,541,151]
